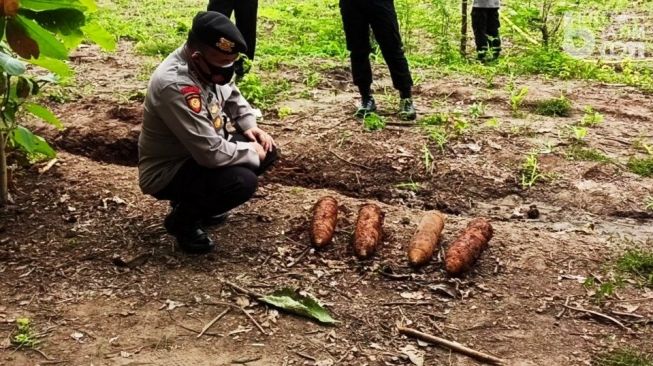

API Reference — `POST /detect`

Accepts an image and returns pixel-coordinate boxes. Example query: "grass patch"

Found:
[535,95,572,117]
[593,348,653,366]
[566,146,611,162]
[237,73,290,110]
[520,152,544,189]
[627,157,653,177]
[617,249,653,287]
[363,112,385,131]
[11,318,39,348]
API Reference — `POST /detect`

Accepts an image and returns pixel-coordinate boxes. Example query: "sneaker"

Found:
[354,96,377,118]
[164,207,215,254]
[398,98,417,121]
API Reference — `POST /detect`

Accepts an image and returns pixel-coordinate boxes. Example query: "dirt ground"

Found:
[1,42,652,366]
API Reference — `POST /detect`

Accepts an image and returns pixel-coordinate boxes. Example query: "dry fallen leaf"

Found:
[400,291,425,300]
[400,345,424,366]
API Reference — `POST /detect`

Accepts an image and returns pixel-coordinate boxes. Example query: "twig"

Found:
[336,350,351,363]
[328,149,371,170]
[167,312,222,337]
[611,311,644,319]
[197,308,230,338]
[218,278,264,299]
[556,296,570,319]
[563,305,631,332]
[295,351,317,362]
[287,247,311,268]
[232,355,262,364]
[205,301,267,336]
[32,348,53,360]
[398,326,505,365]
[382,301,433,306]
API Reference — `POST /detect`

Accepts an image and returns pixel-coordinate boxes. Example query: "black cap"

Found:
[188,11,247,54]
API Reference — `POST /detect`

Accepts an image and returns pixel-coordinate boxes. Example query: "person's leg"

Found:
[339,0,376,117]
[486,8,501,60]
[471,7,489,61]
[368,0,412,97]
[207,0,235,17]
[154,159,259,253]
[368,0,415,120]
[233,0,258,62]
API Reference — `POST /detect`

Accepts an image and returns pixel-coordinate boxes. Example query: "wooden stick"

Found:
[197,308,230,338]
[328,149,371,170]
[205,300,267,336]
[217,278,264,299]
[287,247,310,268]
[398,326,505,365]
[563,305,631,332]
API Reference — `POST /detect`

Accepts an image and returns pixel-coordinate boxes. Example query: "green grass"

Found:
[593,349,653,366]
[363,112,385,131]
[535,95,572,117]
[627,157,653,177]
[617,249,653,287]
[580,106,604,127]
[11,318,39,348]
[520,152,543,189]
[566,146,611,162]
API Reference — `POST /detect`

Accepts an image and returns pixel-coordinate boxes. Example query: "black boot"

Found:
[164,205,214,254]
[354,96,377,118]
[398,98,417,121]
[170,201,229,228]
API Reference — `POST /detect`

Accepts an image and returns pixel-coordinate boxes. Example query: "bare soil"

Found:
[1,42,652,366]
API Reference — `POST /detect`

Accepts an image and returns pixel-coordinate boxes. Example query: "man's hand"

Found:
[252,141,267,162]
[244,127,275,152]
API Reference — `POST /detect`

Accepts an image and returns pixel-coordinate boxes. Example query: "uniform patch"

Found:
[213,115,223,129]
[217,37,235,53]
[181,85,202,113]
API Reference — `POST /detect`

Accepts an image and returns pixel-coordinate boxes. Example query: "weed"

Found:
[420,113,449,126]
[535,94,572,117]
[395,181,422,192]
[627,157,653,177]
[583,275,621,304]
[424,126,449,153]
[484,117,501,128]
[363,112,386,131]
[646,196,653,212]
[520,152,543,189]
[566,146,611,162]
[12,318,39,348]
[453,117,471,135]
[633,140,653,155]
[277,106,294,119]
[507,79,529,117]
[593,348,653,366]
[469,102,486,119]
[566,125,589,142]
[617,249,653,287]
[422,144,434,175]
[579,106,604,127]
[238,73,290,110]
[303,72,322,88]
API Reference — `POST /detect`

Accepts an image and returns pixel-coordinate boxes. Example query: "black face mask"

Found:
[198,56,235,85]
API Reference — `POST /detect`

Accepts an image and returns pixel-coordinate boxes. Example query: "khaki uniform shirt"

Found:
[138,46,259,195]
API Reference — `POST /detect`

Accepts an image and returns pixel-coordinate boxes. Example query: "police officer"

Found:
[207,0,258,78]
[339,0,416,121]
[138,11,278,254]
[471,0,501,61]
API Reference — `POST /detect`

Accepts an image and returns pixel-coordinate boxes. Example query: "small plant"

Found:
[277,106,294,119]
[395,181,422,192]
[593,348,653,366]
[535,95,572,117]
[363,112,386,131]
[627,157,653,177]
[617,249,653,287]
[425,126,449,152]
[520,152,543,189]
[484,117,501,128]
[469,102,486,119]
[583,275,621,304]
[238,74,290,110]
[422,144,434,175]
[453,117,471,135]
[579,106,604,127]
[646,196,653,212]
[569,125,589,142]
[507,75,529,117]
[12,318,39,348]
[420,113,449,126]
[633,140,653,155]
[566,146,611,162]
[303,71,322,88]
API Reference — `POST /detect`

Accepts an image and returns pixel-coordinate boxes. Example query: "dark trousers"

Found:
[339,0,413,96]
[208,0,258,74]
[471,7,501,60]
[153,134,278,223]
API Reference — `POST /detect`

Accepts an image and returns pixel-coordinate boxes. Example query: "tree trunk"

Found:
[460,0,468,56]
[0,132,7,207]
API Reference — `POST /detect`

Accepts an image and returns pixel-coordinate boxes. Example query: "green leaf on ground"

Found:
[260,288,337,324]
